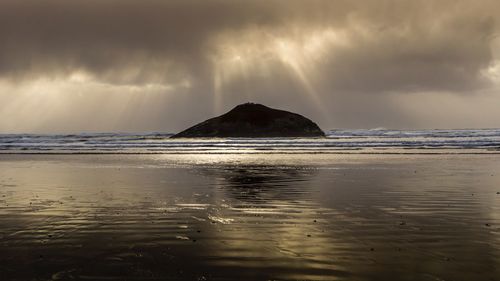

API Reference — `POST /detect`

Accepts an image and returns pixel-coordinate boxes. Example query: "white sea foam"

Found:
[0,129,499,154]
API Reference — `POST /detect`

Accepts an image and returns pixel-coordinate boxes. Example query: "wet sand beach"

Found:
[1,154,500,280]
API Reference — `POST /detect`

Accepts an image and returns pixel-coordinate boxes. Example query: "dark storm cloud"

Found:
[0,0,498,91]
[317,10,497,93]
[0,0,263,82]
[0,0,499,132]
[0,0,317,84]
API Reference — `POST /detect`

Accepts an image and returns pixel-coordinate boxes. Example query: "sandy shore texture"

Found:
[1,154,500,280]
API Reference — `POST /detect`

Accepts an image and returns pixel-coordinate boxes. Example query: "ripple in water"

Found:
[0,154,499,280]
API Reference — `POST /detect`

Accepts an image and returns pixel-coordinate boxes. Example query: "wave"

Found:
[1,129,500,154]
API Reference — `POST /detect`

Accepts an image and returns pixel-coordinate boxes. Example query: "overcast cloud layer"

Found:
[0,0,499,132]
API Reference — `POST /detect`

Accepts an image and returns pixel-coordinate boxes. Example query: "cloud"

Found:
[0,0,499,132]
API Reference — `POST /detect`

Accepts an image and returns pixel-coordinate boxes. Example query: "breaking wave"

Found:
[1,129,499,154]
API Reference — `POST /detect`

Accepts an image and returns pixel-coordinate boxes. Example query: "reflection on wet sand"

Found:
[200,167,349,280]
[0,154,500,280]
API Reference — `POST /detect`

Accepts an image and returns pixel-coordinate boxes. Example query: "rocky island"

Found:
[171,103,325,138]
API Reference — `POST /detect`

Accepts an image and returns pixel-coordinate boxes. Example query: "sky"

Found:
[0,0,499,133]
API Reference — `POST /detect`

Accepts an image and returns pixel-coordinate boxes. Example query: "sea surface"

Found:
[1,131,500,280]
[1,128,500,154]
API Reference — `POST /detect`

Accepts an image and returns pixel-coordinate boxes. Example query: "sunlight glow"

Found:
[485,61,500,81]
[0,73,188,132]
[211,28,347,118]
[274,39,327,116]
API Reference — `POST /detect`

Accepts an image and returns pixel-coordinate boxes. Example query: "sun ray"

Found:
[211,28,347,122]
[274,40,330,119]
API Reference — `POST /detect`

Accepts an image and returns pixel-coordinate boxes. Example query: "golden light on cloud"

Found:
[1,0,500,132]
[485,37,500,84]
[211,27,349,119]
[0,73,190,132]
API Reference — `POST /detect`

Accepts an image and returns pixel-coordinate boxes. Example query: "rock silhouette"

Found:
[172,103,325,138]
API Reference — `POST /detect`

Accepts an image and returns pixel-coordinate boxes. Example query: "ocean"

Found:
[1,128,500,154]
[1,130,500,280]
